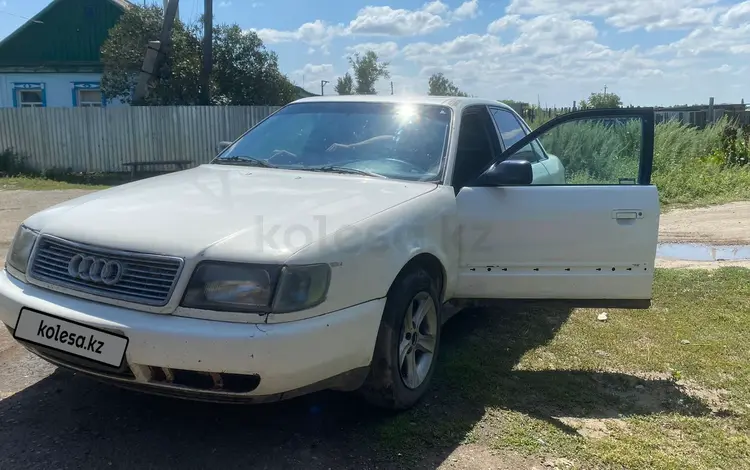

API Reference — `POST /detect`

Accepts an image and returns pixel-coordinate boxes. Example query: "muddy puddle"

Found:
[657,243,750,261]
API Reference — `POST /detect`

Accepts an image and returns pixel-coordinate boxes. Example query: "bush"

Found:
[534,115,750,205]
[0,147,38,177]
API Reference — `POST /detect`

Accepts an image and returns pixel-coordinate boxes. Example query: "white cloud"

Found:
[395,11,675,103]
[403,34,507,62]
[710,64,732,73]
[720,1,750,26]
[253,1,465,45]
[346,42,400,61]
[452,0,480,20]
[292,64,336,88]
[218,1,232,7]
[423,0,449,15]
[650,23,750,57]
[516,14,598,43]
[506,0,722,31]
[248,0,747,105]
[252,20,344,46]
[487,14,522,33]
[608,7,722,32]
[294,63,335,77]
[347,4,447,36]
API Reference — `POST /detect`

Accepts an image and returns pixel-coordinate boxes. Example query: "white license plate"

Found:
[13,308,128,368]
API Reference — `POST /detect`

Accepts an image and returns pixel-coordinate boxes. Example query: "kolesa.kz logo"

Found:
[36,319,104,354]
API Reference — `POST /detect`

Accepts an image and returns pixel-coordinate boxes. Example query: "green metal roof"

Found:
[0,0,129,71]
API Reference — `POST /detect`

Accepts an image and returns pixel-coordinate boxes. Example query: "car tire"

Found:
[358,267,442,410]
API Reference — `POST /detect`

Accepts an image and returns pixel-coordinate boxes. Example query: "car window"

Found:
[490,108,546,163]
[499,115,646,185]
[214,102,452,182]
[452,108,500,190]
[490,108,525,148]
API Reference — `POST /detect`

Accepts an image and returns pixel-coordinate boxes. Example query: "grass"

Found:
[537,117,750,207]
[0,177,111,191]
[374,268,750,469]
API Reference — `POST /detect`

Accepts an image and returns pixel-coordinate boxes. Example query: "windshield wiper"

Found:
[214,155,277,168]
[304,166,386,178]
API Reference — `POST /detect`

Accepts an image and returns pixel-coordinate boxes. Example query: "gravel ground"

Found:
[1,189,748,469]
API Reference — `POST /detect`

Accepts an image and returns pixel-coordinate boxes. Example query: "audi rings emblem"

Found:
[67,254,124,286]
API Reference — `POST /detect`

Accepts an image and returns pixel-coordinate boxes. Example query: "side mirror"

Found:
[217,141,233,153]
[474,159,533,186]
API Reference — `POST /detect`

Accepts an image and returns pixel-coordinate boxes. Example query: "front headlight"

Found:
[6,225,38,274]
[272,264,331,313]
[181,262,330,313]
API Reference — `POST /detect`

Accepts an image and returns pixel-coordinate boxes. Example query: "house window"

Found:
[72,82,105,107]
[12,83,46,108]
[77,89,103,107]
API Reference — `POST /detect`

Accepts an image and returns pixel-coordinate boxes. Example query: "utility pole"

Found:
[200,0,213,105]
[133,0,180,103]
[390,81,394,95]
[603,84,608,95]
[163,0,178,20]
[320,80,329,96]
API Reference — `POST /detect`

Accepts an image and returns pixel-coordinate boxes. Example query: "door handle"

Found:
[612,210,643,220]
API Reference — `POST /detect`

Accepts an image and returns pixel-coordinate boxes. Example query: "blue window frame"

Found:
[72,82,106,107]
[12,82,46,108]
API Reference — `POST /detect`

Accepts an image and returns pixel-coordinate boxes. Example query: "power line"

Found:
[0,10,43,23]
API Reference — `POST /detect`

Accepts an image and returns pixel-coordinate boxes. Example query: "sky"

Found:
[0,0,748,106]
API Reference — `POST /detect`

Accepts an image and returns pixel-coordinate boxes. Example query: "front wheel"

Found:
[359,268,441,410]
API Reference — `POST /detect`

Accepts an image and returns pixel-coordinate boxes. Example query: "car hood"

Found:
[26,165,437,262]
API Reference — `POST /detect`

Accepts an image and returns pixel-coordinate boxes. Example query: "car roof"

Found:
[291,94,515,113]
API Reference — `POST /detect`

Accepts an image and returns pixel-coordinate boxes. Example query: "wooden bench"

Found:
[122,160,193,180]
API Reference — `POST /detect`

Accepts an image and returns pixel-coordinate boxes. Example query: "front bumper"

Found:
[0,269,385,401]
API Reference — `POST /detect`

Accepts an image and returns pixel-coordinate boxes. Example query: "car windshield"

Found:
[212,101,453,182]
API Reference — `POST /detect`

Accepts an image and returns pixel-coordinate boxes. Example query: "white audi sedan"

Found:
[0,96,659,410]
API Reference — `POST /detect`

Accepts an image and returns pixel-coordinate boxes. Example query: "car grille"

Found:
[28,235,184,306]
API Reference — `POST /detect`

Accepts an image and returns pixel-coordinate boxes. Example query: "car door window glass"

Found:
[490,109,524,148]
[500,116,644,185]
[490,108,545,164]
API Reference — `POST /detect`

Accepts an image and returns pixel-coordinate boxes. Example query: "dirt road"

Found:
[657,201,750,269]
[0,189,748,469]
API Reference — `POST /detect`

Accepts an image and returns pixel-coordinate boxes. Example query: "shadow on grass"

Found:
[0,305,721,469]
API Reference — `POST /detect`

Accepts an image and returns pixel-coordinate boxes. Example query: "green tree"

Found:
[428,73,468,96]
[100,5,201,105]
[100,5,297,105]
[580,91,623,109]
[499,99,529,108]
[348,51,390,95]
[334,72,354,95]
[211,24,297,105]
